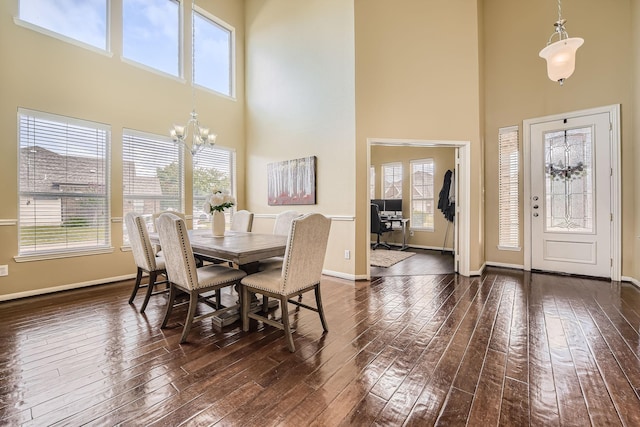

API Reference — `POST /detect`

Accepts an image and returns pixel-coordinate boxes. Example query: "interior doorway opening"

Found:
[367,138,471,278]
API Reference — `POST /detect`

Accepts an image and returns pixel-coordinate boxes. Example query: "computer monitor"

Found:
[384,198,402,215]
[371,199,385,212]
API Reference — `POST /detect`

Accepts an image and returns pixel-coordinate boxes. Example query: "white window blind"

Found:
[18,0,108,51]
[370,166,375,199]
[192,147,236,229]
[382,162,402,199]
[194,6,234,97]
[123,0,180,76]
[411,159,435,230]
[123,130,183,242]
[498,126,520,249]
[18,109,110,256]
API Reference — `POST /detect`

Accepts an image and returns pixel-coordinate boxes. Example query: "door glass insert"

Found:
[544,127,594,233]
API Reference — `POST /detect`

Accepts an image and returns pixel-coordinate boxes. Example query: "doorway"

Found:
[523,105,621,280]
[367,138,471,278]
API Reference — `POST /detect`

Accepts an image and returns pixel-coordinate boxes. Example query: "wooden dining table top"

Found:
[149,229,287,268]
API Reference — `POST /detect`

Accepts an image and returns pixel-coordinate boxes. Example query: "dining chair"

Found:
[230,210,254,232]
[156,213,247,344]
[124,212,168,313]
[258,210,302,272]
[151,210,187,254]
[241,213,331,352]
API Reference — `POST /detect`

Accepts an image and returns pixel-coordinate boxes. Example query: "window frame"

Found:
[16,108,112,261]
[498,125,521,251]
[192,146,237,229]
[15,0,110,54]
[382,162,403,200]
[193,5,235,99]
[410,158,435,231]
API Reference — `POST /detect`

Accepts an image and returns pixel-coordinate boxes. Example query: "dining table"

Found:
[148,228,287,327]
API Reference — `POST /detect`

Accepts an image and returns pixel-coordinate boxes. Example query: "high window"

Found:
[193,6,234,97]
[18,109,110,257]
[17,0,108,51]
[192,147,236,229]
[382,162,402,199]
[122,130,183,242]
[498,126,520,249]
[411,159,435,230]
[122,0,179,76]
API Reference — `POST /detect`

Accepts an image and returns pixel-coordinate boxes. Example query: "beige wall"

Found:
[483,0,636,277]
[244,0,357,277]
[355,0,484,274]
[633,1,640,282]
[0,0,246,297]
[371,145,455,249]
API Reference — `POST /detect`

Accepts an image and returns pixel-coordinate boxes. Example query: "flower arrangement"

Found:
[204,189,235,213]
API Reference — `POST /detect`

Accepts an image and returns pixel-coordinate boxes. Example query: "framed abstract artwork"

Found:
[267,156,317,205]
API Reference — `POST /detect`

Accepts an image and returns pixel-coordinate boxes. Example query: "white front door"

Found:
[529,111,612,278]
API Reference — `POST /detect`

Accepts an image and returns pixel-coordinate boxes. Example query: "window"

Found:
[18,109,110,257]
[123,130,183,242]
[370,166,375,199]
[498,126,520,249]
[411,159,435,230]
[382,163,402,199]
[123,0,179,76]
[193,7,234,97]
[192,147,236,229]
[18,0,108,50]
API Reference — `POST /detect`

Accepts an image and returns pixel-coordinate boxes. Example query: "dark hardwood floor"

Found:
[2,266,640,425]
[370,248,455,276]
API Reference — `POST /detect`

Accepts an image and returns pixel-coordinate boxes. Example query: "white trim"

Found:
[0,274,135,302]
[622,276,640,289]
[254,214,355,221]
[0,220,17,226]
[14,247,115,263]
[523,104,621,281]
[497,245,521,252]
[368,138,471,278]
[486,261,525,270]
[322,269,359,281]
[469,262,486,276]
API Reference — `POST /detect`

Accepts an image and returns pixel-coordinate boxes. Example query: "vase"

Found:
[212,211,225,237]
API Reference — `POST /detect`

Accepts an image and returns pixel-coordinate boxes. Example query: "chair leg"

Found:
[215,289,222,309]
[314,284,329,332]
[280,296,295,352]
[129,267,143,304]
[140,271,157,313]
[262,295,269,313]
[161,284,177,328]
[242,285,250,332]
[180,292,199,344]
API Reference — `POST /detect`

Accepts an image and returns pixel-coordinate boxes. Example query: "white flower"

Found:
[205,189,235,213]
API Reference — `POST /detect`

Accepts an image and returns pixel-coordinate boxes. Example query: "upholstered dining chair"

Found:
[156,213,247,344]
[258,210,302,272]
[230,210,254,232]
[151,210,187,255]
[124,212,168,313]
[241,213,331,352]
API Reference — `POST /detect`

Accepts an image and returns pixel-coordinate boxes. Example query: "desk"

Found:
[149,229,287,326]
[381,217,410,250]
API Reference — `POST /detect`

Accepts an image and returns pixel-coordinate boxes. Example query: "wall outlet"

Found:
[409,230,414,237]
[344,250,350,260]
[0,265,7,276]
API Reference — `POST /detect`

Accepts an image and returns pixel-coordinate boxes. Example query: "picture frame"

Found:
[267,156,317,205]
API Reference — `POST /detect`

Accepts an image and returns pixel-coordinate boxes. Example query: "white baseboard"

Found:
[486,261,525,270]
[0,274,136,302]
[622,276,640,289]
[469,263,486,276]
[322,269,359,281]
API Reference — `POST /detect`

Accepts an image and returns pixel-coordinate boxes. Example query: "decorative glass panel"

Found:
[544,127,593,233]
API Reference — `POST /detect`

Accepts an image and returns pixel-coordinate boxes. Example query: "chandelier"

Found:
[538,0,584,85]
[170,0,216,155]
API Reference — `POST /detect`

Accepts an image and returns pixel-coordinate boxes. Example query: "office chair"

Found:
[371,203,392,250]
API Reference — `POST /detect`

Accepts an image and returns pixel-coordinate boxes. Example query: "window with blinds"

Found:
[192,147,236,229]
[498,126,520,250]
[411,159,435,230]
[18,109,110,256]
[382,162,403,199]
[370,166,375,199]
[123,130,183,243]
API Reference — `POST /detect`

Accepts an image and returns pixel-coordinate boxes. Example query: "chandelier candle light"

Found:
[170,0,217,155]
[538,0,584,85]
